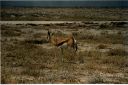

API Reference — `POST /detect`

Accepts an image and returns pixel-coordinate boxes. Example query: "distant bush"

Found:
[26,23,38,26]
[25,39,48,44]
[108,48,127,56]
[110,22,127,27]
[99,23,109,29]
[100,31,108,35]
[2,30,21,37]
[90,75,104,84]
[97,44,107,49]
[117,31,122,35]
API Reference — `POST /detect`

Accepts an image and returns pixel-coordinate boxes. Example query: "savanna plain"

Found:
[1,8,128,84]
[1,8,128,21]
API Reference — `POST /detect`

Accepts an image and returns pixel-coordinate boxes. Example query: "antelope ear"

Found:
[48,30,51,35]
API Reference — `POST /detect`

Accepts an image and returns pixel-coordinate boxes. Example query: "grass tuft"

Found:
[107,48,127,56]
[97,44,107,49]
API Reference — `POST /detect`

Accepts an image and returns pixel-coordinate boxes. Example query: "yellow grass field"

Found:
[1,8,128,21]
[1,21,128,84]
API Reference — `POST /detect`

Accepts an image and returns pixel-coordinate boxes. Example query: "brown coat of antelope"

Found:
[47,30,78,53]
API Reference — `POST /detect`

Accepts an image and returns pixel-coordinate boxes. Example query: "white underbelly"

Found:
[59,43,68,48]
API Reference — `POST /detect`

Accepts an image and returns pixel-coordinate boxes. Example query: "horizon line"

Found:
[1,0,128,1]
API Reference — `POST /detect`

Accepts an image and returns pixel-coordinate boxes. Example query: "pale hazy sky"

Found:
[0,0,128,1]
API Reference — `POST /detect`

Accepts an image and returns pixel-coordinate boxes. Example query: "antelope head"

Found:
[47,30,53,42]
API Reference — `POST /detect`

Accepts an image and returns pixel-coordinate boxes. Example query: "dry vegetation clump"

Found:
[117,31,122,35]
[24,38,48,44]
[89,75,104,84]
[100,30,108,35]
[104,33,123,44]
[54,23,67,26]
[78,50,127,73]
[107,48,127,56]
[74,31,123,44]
[72,32,78,36]
[99,23,110,29]
[110,22,127,27]
[98,23,117,30]
[1,30,21,37]
[26,23,38,26]
[1,26,22,37]
[97,44,107,49]
[78,51,103,65]
[1,70,18,84]
[43,24,53,26]
[102,56,128,68]
[33,33,46,38]
[82,21,95,24]
[74,31,95,40]
[60,48,78,63]
[98,22,127,30]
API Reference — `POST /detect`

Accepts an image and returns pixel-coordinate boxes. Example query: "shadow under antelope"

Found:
[47,30,78,62]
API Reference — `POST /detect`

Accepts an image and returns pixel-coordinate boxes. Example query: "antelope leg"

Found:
[61,48,64,62]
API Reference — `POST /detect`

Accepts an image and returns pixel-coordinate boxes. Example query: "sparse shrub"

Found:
[110,22,127,27]
[62,48,77,62]
[100,31,108,35]
[90,75,104,84]
[78,33,95,40]
[85,34,95,40]
[72,32,78,37]
[82,21,94,24]
[107,48,127,56]
[76,31,123,44]
[1,70,18,84]
[79,51,102,61]
[2,30,21,37]
[27,23,38,26]
[55,23,65,26]
[99,23,109,29]
[117,31,122,35]
[33,33,46,38]
[16,24,22,25]
[102,55,128,68]
[78,56,84,64]
[97,44,107,49]
[65,76,79,84]
[44,24,51,26]
[99,22,127,29]
[22,68,42,77]
[25,39,48,44]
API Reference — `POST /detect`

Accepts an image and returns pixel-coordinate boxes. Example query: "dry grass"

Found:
[97,44,107,49]
[1,26,22,37]
[90,75,104,84]
[107,48,127,56]
[1,8,128,21]
[1,22,128,84]
[74,31,123,44]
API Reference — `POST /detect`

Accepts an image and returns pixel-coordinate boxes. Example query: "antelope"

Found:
[47,30,78,54]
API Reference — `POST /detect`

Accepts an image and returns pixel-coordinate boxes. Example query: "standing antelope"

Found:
[47,30,78,53]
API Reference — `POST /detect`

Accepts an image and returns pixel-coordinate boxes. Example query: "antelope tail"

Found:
[73,36,78,52]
